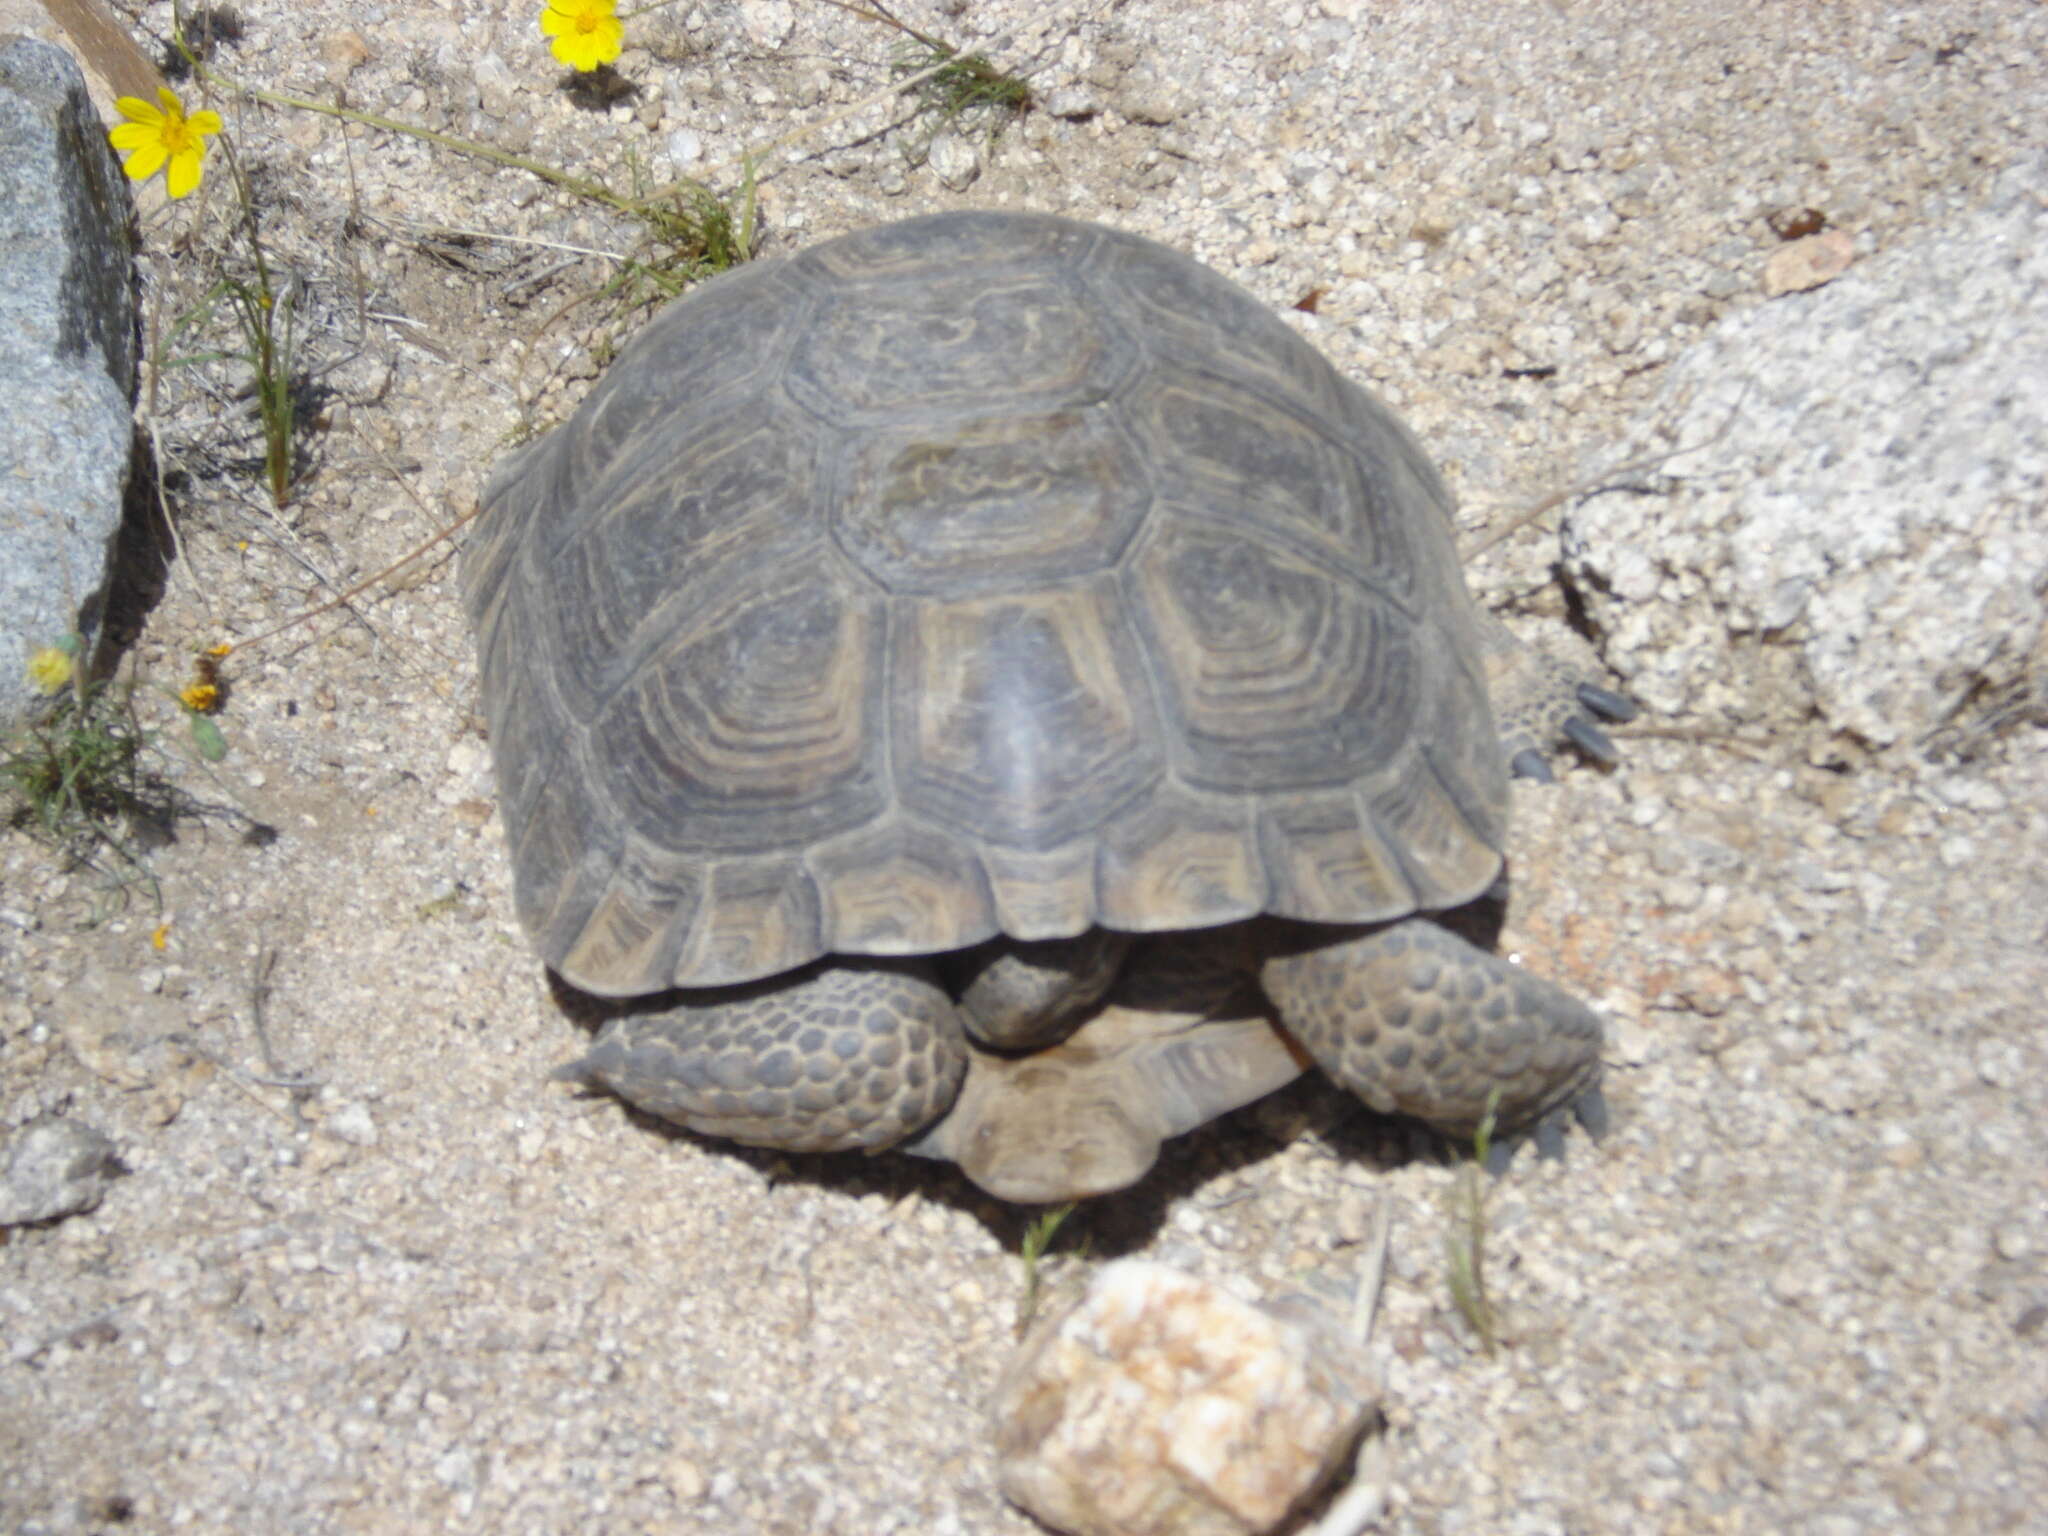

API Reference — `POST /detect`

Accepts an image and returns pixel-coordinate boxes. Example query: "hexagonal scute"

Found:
[783,271,1137,429]
[797,208,1099,283]
[541,406,826,715]
[1086,226,1357,428]
[832,405,1152,596]
[892,581,1166,852]
[1124,365,1420,597]
[1127,517,1421,794]
[554,257,810,476]
[592,547,886,857]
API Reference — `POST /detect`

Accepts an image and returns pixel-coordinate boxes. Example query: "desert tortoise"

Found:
[464,210,1628,1202]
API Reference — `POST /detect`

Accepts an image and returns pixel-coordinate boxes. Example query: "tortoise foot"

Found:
[1260,916,1604,1143]
[554,959,966,1155]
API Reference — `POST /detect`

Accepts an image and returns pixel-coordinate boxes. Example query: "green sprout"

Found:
[1443,1089,1504,1354]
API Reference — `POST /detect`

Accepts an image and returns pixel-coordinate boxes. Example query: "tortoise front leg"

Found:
[555,959,967,1154]
[1260,918,1606,1150]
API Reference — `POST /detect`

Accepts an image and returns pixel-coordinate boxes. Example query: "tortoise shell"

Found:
[465,211,1505,997]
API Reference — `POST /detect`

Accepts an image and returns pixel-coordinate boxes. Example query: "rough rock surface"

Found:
[993,1260,1375,1536]
[0,1117,124,1226]
[0,39,136,728]
[1565,153,2048,755]
[1,2,2044,1533]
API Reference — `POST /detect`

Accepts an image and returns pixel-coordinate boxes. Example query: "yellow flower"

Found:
[541,0,624,72]
[26,646,73,695]
[151,922,172,951]
[109,88,223,199]
[180,681,221,714]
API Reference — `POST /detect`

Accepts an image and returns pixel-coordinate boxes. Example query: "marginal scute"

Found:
[1256,790,1419,921]
[977,841,1102,940]
[675,858,825,988]
[514,756,637,983]
[560,838,703,995]
[806,816,997,956]
[1095,787,1266,931]
[1361,745,1504,910]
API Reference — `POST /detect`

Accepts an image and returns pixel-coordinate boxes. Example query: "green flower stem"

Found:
[194,62,641,216]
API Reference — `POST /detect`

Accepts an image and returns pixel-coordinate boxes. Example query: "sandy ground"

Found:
[3,1,2045,1532]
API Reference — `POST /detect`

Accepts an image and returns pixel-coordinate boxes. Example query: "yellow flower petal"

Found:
[108,121,156,151]
[120,142,169,182]
[114,94,164,125]
[166,148,204,199]
[554,17,623,69]
[156,86,182,116]
[187,109,224,137]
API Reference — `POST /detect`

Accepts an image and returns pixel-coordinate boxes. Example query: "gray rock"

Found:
[0,40,139,730]
[0,1116,125,1225]
[1563,154,2048,755]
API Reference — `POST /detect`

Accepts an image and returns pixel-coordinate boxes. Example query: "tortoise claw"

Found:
[1563,715,1620,765]
[1576,682,1637,722]
[1510,747,1555,783]
[1483,1134,1518,1177]
[1475,1078,1608,1174]
[1571,1082,1611,1140]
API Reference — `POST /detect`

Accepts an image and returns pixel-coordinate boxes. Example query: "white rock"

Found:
[667,127,704,165]
[324,1102,379,1148]
[992,1259,1376,1536]
[0,1118,123,1225]
[1565,154,2048,752]
[926,132,981,191]
[738,0,794,50]
[1044,85,1102,119]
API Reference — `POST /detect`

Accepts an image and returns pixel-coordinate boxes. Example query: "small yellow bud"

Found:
[26,646,74,695]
